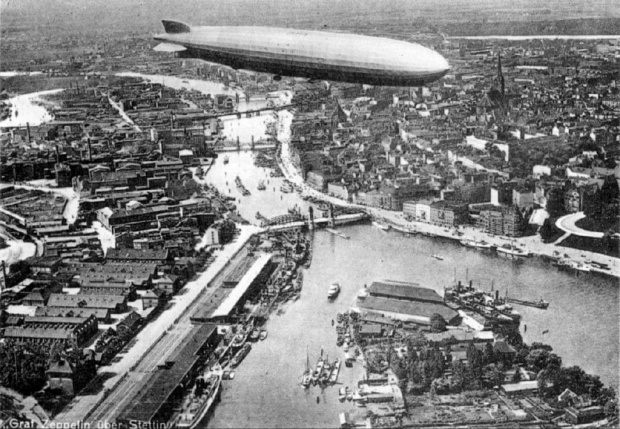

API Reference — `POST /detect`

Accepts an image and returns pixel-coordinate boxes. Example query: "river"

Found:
[2,70,617,425]
[115,72,292,144]
[0,89,62,128]
[448,35,620,40]
[203,150,618,428]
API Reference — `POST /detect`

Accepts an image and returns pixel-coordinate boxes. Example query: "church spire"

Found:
[497,50,505,97]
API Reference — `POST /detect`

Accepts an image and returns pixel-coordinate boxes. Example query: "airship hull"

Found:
[154,22,450,86]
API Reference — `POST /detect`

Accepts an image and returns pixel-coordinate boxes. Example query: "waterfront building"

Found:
[106,248,170,264]
[46,359,93,396]
[565,406,606,425]
[402,200,416,218]
[117,324,219,426]
[327,182,353,201]
[367,281,444,304]
[501,380,540,397]
[28,256,62,274]
[414,199,433,222]
[358,296,459,325]
[47,293,128,313]
[3,314,98,348]
[512,186,535,210]
[563,182,600,213]
[430,200,469,227]
[35,306,111,323]
[476,204,526,237]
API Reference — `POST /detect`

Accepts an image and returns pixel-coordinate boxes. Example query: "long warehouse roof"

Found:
[210,253,272,319]
[117,324,217,423]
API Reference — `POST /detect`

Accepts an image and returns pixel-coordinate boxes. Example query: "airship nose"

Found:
[432,50,450,74]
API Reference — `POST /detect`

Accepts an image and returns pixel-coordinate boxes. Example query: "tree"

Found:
[467,343,484,384]
[512,365,522,383]
[430,313,447,332]
[537,353,563,397]
[0,342,48,395]
[217,219,237,244]
[8,259,30,278]
[483,343,496,365]
[488,364,505,388]
[604,398,618,419]
[393,359,408,383]
[526,348,550,372]
[451,361,466,391]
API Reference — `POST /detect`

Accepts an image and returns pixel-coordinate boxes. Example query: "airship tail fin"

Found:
[162,20,191,34]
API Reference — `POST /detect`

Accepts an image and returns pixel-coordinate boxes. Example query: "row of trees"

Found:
[0,342,50,395]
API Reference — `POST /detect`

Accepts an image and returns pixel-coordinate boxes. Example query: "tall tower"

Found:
[497,51,505,97]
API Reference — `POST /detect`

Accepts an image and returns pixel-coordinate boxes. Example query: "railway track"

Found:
[85,246,255,424]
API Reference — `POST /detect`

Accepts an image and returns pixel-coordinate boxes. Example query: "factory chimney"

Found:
[26,122,31,143]
[87,138,93,162]
[0,261,6,293]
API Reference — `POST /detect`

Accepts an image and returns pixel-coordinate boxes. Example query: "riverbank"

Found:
[0,88,62,128]
[449,35,620,40]
[55,224,262,424]
[276,120,620,279]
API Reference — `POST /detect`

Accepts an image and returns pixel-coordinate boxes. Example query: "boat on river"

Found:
[249,328,261,342]
[311,354,324,385]
[235,176,251,196]
[223,155,229,164]
[259,329,268,340]
[230,326,249,350]
[346,386,353,401]
[506,297,549,309]
[326,228,350,239]
[461,238,494,250]
[257,180,266,191]
[444,280,521,325]
[301,347,312,389]
[328,358,341,385]
[431,254,444,260]
[497,242,531,258]
[328,282,341,300]
[574,262,592,273]
[319,355,332,385]
[231,343,252,368]
[372,220,391,231]
[175,365,223,429]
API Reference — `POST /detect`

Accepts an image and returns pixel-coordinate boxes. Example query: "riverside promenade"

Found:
[277,114,620,279]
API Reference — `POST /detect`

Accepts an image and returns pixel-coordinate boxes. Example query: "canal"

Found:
[204,151,619,428]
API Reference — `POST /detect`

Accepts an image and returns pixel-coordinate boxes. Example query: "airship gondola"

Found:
[153,20,450,86]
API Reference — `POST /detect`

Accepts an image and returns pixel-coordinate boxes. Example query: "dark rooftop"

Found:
[368,281,444,304]
[118,324,218,423]
[359,296,458,323]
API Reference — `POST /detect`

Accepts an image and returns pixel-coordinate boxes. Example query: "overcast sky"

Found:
[1,0,619,35]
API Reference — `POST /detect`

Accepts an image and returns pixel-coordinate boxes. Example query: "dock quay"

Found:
[58,226,311,427]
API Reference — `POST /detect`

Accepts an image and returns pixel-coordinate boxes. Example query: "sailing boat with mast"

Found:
[301,346,312,389]
[311,347,324,385]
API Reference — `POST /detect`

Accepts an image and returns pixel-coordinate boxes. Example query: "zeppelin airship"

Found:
[153,20,450,86]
